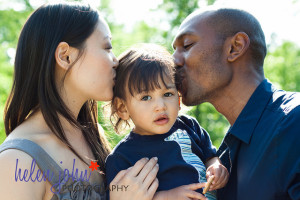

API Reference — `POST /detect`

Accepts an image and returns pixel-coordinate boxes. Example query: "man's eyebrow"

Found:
[172,31,195,49]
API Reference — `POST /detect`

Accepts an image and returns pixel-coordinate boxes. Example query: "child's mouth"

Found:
[154,115,169,125]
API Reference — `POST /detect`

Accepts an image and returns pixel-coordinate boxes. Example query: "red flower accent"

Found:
[89,161,100,171]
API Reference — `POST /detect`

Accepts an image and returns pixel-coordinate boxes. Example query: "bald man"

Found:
[172,8,300,200]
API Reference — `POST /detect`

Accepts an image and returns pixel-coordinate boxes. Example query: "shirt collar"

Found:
[229,79,276,144]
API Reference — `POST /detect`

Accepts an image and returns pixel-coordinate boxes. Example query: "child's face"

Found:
[124,76,179,135]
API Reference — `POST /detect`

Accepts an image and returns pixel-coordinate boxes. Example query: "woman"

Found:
[0,2,158,200]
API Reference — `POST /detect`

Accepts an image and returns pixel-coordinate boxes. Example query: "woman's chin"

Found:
[95,94,113,102]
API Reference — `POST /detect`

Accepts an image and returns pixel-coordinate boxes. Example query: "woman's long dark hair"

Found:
[4,3,110,172]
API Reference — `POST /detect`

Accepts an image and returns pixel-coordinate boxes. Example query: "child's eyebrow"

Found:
[165,84,176,89]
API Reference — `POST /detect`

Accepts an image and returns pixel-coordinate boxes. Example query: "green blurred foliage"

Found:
[157,0,201,51]
[264,42,300,92]
[187,103,229,148]
[1,0,300,150]
[0,46,13,144]
[0,4,33,144]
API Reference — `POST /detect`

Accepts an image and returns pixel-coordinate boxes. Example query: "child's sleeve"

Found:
[105,153,131,186]
[179,115,217,162]
[191,117,217,161]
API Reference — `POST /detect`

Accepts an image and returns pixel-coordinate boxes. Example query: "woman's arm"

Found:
[0,149,46,200]
[110,157,159,200]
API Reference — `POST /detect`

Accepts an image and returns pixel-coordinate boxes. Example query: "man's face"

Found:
[172,13,232,106]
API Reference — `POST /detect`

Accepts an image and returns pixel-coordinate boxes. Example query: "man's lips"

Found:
[175,68,186,96]
[175,75,186,97]
[154,114,169,125]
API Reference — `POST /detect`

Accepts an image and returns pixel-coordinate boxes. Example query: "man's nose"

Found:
[173,50,184,67]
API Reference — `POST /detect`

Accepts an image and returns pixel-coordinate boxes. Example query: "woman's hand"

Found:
[153,183,207,200]
[110,157,159,200]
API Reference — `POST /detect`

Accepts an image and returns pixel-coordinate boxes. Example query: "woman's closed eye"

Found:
[105,44,113,51]
[141,95,152,101]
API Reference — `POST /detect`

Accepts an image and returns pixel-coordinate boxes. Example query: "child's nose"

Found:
[155,98,167,112]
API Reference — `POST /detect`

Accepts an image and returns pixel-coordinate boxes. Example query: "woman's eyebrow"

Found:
[103,35,112,41]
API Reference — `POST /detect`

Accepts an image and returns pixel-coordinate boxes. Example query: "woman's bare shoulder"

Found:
[5,116,52,140]
[0,117,56,199]
[0,149,46,200]
[5,120,61,154]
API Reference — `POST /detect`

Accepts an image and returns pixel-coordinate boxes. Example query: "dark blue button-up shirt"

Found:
[217,79,300,200]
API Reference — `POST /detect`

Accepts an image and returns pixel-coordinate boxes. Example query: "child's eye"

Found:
[141,96,152,101]
[164,92,173,97]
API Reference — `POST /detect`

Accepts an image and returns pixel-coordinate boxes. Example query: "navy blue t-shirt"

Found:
[105,115,217,198]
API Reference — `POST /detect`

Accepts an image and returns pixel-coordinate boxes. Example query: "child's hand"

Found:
[153,183,208,200]
[205,160,229,191]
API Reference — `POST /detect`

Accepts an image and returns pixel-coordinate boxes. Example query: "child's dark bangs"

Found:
[127,59,169,96]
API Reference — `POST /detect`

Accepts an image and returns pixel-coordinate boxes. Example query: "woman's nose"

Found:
[112,53,119,69]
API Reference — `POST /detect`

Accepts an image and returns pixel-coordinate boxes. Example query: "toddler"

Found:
[106,44,228,200]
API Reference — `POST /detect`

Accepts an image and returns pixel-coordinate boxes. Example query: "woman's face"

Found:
[67,18,118,103]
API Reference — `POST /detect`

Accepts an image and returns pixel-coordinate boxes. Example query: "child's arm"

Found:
[204,157,229,191]
[153,183,208,200]
[179,116,228,190]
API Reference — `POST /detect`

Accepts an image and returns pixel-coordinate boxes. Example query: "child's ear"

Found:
[115,97,130,120]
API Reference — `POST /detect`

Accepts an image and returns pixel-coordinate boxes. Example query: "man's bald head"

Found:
[184,8,267,70]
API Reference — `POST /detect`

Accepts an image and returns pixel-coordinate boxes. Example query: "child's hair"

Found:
[111,44,175,133]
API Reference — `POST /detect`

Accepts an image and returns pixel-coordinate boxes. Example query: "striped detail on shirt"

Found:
[165,129,216,200]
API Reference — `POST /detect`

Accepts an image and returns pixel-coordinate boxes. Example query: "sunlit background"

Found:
[1,0,300,147]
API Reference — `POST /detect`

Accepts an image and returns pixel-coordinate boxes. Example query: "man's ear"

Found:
[227,32,250,62]
[55,42,77,70]
[115,97,130,120]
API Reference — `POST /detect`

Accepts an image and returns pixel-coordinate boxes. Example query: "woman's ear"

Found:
[227,32,250,62]
[115,97,130,120]
[55,42,77,70]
